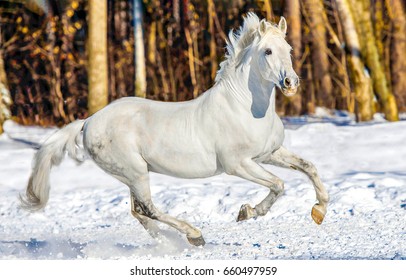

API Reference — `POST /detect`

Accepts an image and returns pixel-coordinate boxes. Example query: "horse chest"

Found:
[232,114,285,155]
[263,116,285,152]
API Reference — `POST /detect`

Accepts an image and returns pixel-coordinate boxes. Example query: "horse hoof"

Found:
[237,204,256,222]
[311,204,325,225]
[187,235,206,247]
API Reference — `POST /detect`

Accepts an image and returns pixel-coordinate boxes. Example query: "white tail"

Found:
[20,120,86,211]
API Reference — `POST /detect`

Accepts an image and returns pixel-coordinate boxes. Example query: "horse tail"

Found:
[20,120,86,211]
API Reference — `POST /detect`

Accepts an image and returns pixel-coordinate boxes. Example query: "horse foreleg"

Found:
[266,146,329,225]
[229,159,285,222]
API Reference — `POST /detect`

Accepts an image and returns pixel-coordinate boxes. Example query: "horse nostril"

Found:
[284,77,291,87]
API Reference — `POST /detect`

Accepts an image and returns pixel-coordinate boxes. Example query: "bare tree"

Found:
[336,0,373,121]
[354,0,398,121]
[386,0,406,112]
[87,0,108,115]
[208,0,217,81]
[134,0,146,98]
[256,0,274,21]
[283,0,302,115]
[302,0,334,109]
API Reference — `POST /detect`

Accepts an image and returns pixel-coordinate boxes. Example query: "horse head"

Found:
[254,16,300,97]
[216,13,299,97]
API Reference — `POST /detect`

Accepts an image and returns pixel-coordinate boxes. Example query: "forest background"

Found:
[0,0,405,132]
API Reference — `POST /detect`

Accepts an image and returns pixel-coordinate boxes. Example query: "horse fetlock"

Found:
[254,204,269,216]
[311,203,326,225]
[237,204,257,222]
[320,192,330,204]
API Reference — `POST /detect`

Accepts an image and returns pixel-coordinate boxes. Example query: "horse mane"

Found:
[215,12,284,84]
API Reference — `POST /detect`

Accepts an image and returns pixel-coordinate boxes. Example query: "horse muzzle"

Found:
[281,86,298,97]
[281,77,299,97]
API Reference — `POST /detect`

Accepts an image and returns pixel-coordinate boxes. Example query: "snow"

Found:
[0,114,405,260]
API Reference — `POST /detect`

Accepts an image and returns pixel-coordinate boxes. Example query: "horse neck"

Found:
[216,63,277,118]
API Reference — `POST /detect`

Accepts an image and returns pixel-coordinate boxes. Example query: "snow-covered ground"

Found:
[0,112,405,260]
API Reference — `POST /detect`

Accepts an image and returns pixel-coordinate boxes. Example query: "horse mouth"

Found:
[281,87,298,97]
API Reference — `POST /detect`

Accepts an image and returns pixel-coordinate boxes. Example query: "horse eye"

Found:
[265,48,272,55]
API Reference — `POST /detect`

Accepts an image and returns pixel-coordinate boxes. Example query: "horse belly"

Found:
[143,144,220,179]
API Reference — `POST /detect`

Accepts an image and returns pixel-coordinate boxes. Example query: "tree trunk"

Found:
[304,54,316,114]
[0,49,12,134]
[134,0,146,98]
[373,0,385,65]
[336,0,373,121]
[302,0,334,109]
[284,0,302,115]
[263,0,274,21]
[87,0,108,115]
[208,0,217,81]
[255,0,274,21]
[355,0,399,121]
[386,0,406,112]
[185,27,198,98]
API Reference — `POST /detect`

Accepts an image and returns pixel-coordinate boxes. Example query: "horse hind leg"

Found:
[130,192,160,238]
[153,210,205,246]
[132,193,205,247]
[98,148,205,247]
[129,173,205,247]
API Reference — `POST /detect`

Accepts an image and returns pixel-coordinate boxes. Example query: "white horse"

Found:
[21,13,329,246]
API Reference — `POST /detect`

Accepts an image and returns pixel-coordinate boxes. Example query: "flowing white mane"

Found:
[215,12,285,83]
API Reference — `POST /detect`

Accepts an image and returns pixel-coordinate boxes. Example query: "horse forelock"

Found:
[215,12,284,84]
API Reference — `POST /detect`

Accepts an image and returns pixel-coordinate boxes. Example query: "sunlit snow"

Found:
[0,113,405,259]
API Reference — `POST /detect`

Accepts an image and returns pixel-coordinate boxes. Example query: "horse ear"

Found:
[278,16,287,34]
[259,19,267,36]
